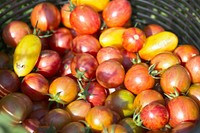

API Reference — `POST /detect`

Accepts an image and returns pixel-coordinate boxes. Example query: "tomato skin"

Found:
[187,83,200,107]
[61,3,72,29]
[143,24,165,37]
[124,63,155,95]
[102,0,132,27]
[167,96,199,128]
[160,64,191,94]
[101,124,127,133]
[70,5,101,35]
[13,34,41,77]
[139,31,178,61]
[30,2,61,31]
[185,55,200,83]
[122,27,146,53]
[61,121,85,133]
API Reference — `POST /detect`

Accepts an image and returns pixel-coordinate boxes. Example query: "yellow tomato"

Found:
[99,27,126,49]
[13,34,41,77]
[71,0,110,12]
[139,31,178,61]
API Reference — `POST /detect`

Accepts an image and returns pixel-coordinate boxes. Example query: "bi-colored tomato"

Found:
[13,34,41,77]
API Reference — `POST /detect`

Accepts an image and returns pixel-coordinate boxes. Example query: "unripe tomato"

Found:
[13,34,41,77]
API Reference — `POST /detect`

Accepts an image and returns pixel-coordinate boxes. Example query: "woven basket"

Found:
[0,0,200,132]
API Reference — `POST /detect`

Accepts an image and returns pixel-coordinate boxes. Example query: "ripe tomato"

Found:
[124,63,155,95]
[143,23,165,37]
[122,27,146,53]
[185,55,200,83]
[139,31,178,61]
[96,60,125,88]
[102,0,132,27]
[70,5,101,35]
[167,96,199,128]
[187,83,200,107]
[85,106,114,132]
[2,20,32,47]
[101,124,128,133]
[61,121,85,133]
[13,34,41,77]
[48,76,78,104]
[71,0,109,12]
[30,2,61,31]
[160,64,191,94]
[99,27,126,48]
[61,3,72,29]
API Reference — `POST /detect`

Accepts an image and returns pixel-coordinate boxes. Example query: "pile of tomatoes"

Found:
[0,0,200,133]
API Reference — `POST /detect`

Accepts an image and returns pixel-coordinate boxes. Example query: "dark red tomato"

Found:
[49,76,78,104]
[187,83,200,107]
[61,121,85,133]
[0,69,20,98]
[122,27,146,53]
[44,108,72,130]
[96,46,123,64]
[101,124,127,133]
[160,64,191,94]
[22,118,40,133]
[102,0,132,27]
[0,52,9,69]
[21,73,49,101]
[2,20,31,47]
[70,5,101,34]
[140,102,169,130]
[96,60,125,88]
[61,3,72,29]
[86,81,108,106]
[118,117,145,133]
[30,2,61,31]
[49,27,73,55]
[170,122,195,133]
[105,89,135,118]
[120,48,137,71]
[124,63,155,95]
[185,55,200,83]
[70,53,98,81]
[167,96,199,128]
[35,50,61,78]
[85,106,114,132]
[58,51,75,77]
[173,44,199,65]
[29,108,49,123]
[66,100,91,122]
[150,51,181,74]
[132,90,165,114]
[143,24,165,37]
[71,34,101,56]
[0,92,33,123]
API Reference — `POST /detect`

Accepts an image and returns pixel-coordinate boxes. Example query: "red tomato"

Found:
[167,96,199,128]
[61,3,72,29]
[170,122,195,133]
[124,63,155,95]
[160,64,191,94]
[122,27,146,53]
[96,60,125,88]
[30,2,61,31]
[70,5,101,34]
[185,55,200,83]
[102,0,132,27]
[187,83,200,107]
[143,24,165,37]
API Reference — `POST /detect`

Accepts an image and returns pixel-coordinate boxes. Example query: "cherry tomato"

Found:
[187,83,200,107]
[61,121,86,133]
[143,23,165,37]
[101,124,128,133]
[61,3,72,29]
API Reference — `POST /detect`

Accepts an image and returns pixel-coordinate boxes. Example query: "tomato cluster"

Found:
[0,0,200,133]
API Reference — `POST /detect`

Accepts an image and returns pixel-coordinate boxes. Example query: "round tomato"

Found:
[143,23,165,37]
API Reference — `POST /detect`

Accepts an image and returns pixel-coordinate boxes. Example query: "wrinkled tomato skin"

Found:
[96,60,125,88]
[173,44,199,65]
[102,0,132,27]
[140,102,169,130]
[160,64,191,94]
[185,55,200,83]
[122,27,146,53]
[167,96,199,128]
[124,63,155,95]
[70,5,101,35]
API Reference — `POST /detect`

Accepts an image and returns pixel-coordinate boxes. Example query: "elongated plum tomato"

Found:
[70,5,101,35]
[122,27,146,53]
[71,0,109,12]
[30,2,61,31]
[99,27,126,48]
[102,0,132,27]
[138,31,178,61]
[13,34,41,77]
[124,63,155,95]
[160,64,191,94]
